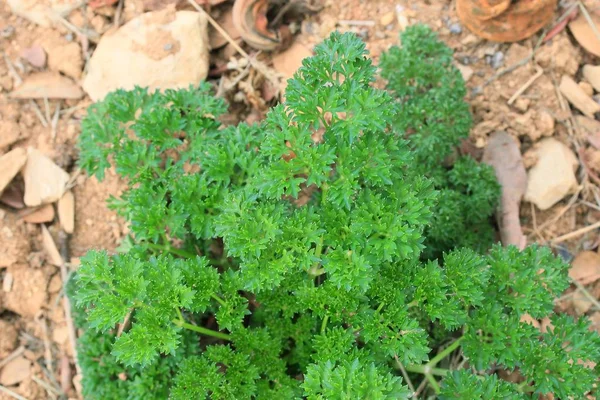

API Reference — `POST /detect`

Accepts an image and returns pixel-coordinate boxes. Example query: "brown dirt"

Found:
[1,0,600,398]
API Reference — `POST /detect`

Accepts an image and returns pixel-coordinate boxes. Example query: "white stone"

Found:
[525,138,578,210]
[83,8,209,101]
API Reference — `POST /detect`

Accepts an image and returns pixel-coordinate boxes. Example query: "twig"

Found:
[579,1,600,45]
[507,65,543,105]
[29,100,49,127]
[52,13,99,42]
[116,310,133,337]
[43,97,51,126]
[571,279,600,311]
[530,202,547,242]
[550,220,600,243]
[0,385,28,400]
[544,3,579,42]
[57,231,82,379]
[0,346,25,369]
[31,376,60,399]
[394,356,415,394]
[535,187,582,233]
[36,313,54,377]
[51,103,61,142]
[114,0,124,28]
[3,52,23,86]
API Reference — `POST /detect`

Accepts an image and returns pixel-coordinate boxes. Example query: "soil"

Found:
[1,0,600,398]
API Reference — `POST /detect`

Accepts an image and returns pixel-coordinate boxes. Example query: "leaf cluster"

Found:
[72,26,600,399]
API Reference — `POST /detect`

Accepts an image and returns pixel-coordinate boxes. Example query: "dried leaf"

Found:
[570,251,600,285]
[569,13,600,57]
[41,225,64,266]
[482,131,527,249]
[10,72,83,99]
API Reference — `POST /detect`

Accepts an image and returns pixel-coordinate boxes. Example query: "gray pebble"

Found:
[65,32,74,42]
[449,23,462,34]
[490,51,504,69]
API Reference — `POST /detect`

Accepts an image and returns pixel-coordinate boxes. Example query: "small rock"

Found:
[41,225,64,267]
[272,40,313,95]
[0,356,31,386]
[2,272,13,292]
[570,251,600,285]
[58,190,75,234]
[579,81,595,97]
[513,97,530,112]
[525,138,578,210]
[0,120,21,152]
[0,320,18,359]
[44,41,83,80]
[22,204,55,224]
[583,65,600,92]
[535,110,555,137]
[455,63,473,83]
[6,0,72,27]
[379,11,395,27]
[489,51,504,69]
[52,325,69,345]
[3,264,49,317]
[559,75,600,118]
[22,148,70,207]
[9,72,83,99]
[20,45,46,68]
[83,8,210,101]
[569,13,600,57]
[0,148,27,195]
[576,115,600,149]
[448,22,462,34]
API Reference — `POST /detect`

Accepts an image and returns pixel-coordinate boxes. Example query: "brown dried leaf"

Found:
[569,13,600,57]
[41,225,64,267]
[10,72,83,100]
[482,131,527,249]
[58,190,75,234]
[570,251,600,285]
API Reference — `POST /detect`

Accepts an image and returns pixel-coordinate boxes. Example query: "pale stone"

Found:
[525,138,578,210]
[9,72,83,99]
[22,148,69,207]
[58,190,75,234]
[583,64,600,92]
[559,75,600,118]
[83,8,209,101]
[0,356,31,386]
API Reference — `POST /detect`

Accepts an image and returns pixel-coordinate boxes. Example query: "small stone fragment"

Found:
[22,204,55,224]
[0,148,27,194]
[525,138,578,210]
[20,45,46,68]
[583,64,600,92]
[83,8,209,101]
[570,251,600,285]
[448,22,462,34]
[489,51,504,69]
[0,356,31,386]
[48,273,62,293]
[455,63,473,83]
[57,190,75,233]
[535,110,555,137]
[52,325,69,345]
[579,81,594,97]
[2,272,13,292]
[535,34,581,76]
[41,225,65,267]
[9,72,83,99]
[576,116,600,149]
[3,264,49,318]
[22,147,70,207]
[379,11,395,26]
[569,13,600,57]
[45,41,83,80]
[559,75,600,118]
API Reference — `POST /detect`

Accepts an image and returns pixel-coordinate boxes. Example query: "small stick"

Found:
[51,103,61,142]
[530,202,547,242]
[550,220,600,243]
[0,385,28,400]
[3,52,23,86]
[338,20,376,27]
[29,100,49,127]
[36,314,54,377]
[114,0,124,29]
[394,355,415,393]
[571,279,600,311]
[43,97,51,126]
[0,346,25,369]
[31,376,60,399]
[507,65,543,105]
[116,310,132,337]
[535,187,582,232]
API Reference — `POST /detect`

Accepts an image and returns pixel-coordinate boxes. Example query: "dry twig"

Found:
[0,385,28,400]
[0,346,25,369]
[507,65,543,105]
[550,220,600,243]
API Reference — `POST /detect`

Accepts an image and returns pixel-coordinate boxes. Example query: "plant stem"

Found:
[424,372,441,394]
[320,315,329,333]
[429,337,463,367]
[211,293,227,307]
[403,364,449,377]
[174,320,231,340]
[146,242,196,258]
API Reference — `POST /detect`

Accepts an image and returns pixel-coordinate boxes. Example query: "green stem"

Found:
[403,364,449,377]
[211,293,227,307]
[429,337,464,367]
[174,320,231,341]
[308,236,326,277]
[375,303,385,313]
[320,315,329,333]
[424,372,441,394]
[147,242,196,259]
